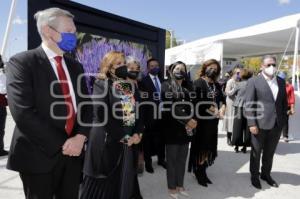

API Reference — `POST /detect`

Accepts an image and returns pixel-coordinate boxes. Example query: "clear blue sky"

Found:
[0,0,300,60]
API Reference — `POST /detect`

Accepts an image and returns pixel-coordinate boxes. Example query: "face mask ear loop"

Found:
[47,25,61,45]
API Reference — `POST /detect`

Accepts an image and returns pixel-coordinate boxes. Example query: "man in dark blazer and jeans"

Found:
[6,8,92,198]
[245,55,288,189]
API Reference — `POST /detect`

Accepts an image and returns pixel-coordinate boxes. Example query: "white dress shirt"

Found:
[262,72,279,101]
[0,71,6,94]
[41,43,77,112]
[149,73,161,93]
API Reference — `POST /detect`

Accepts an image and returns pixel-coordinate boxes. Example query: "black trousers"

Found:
[166,144,189,189]
[0,106,7,151]
[250,126,282,178]
[20,155,82,199]
[142,131,165,164]
[232,107,251,147]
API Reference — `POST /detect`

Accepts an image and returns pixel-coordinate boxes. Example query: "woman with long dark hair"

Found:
[161,61,197,199]
[188,59,226,187]
[81,51,143,199]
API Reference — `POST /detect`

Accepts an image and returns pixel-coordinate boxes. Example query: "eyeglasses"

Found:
[267,64,276,67]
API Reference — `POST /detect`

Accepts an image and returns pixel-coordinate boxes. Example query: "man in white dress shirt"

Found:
[245,55,288,189]
[6,8,92,198]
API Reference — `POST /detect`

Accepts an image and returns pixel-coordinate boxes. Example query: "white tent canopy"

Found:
[165,13,300,63]
[165,13,300,139]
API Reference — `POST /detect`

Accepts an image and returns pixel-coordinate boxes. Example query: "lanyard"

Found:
[203,78,216,102]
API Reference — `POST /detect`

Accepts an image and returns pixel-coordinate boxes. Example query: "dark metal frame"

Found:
[28,0,166,66]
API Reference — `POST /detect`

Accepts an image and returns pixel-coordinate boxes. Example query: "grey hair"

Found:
[34,7,74,38]
[262,55,277,63]
[126,56,141,67]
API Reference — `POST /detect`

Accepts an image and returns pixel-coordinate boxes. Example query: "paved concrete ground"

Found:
[1,112,300,199]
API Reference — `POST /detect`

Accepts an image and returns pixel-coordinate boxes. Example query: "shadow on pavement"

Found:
[276,141,300,155]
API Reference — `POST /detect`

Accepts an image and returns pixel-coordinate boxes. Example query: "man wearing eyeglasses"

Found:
[6,8,92,199]
[245,55,288,189]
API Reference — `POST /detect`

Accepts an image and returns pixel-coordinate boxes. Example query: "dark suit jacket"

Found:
[161,80,193,145]
[6,46,92,173]
[83,79,144,178]
[138,74,163,133]
[244,75,288,130]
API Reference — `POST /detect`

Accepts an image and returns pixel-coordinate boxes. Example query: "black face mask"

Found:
[149,67,160,76]
[114,65,128,79]
[127,71,140,80]
[205,68,218,80]
[173,71,186,80]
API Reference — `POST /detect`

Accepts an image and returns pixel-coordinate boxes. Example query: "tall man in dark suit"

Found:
[245,55,288,189]
[6,8,92,198]
[138,58,166,173]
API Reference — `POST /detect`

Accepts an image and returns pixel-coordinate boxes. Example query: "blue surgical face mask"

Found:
[57,32,77,52]
[50,27,77,52]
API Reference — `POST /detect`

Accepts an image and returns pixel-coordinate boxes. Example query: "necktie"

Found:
[153,76,160,93]
[153,76,162,108]
[54,56,75,136]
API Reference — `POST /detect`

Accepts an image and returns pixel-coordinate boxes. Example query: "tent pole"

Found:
[292,20,300,89]
[220,42,224,78]
[1,0,18,58]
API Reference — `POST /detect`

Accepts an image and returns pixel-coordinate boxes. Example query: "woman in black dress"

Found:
[188,59,226,187]
[161,61,197,199]
[81,51,143,199]
[231,68,253,153]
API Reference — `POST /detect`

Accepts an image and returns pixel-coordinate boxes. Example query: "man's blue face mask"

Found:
[50,26,77,52]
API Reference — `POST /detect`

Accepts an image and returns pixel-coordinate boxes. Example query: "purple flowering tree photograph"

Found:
[75,32,152,93]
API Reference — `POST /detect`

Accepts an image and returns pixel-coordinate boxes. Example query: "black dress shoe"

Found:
[234,146,239,153]
[251,177,262,189]
[157,161,167,169]
[241,146,247,153]
[0,150,8,156]
[145,164,154,173]
[261,175,279,187]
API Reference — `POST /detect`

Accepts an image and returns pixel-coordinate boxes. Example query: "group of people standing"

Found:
[223,56,293,190]
[223,61,295,154]
[3,7,292,199]
[81,53,225,199]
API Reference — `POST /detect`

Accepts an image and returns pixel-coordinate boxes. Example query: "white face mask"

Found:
[263,66,277,77]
